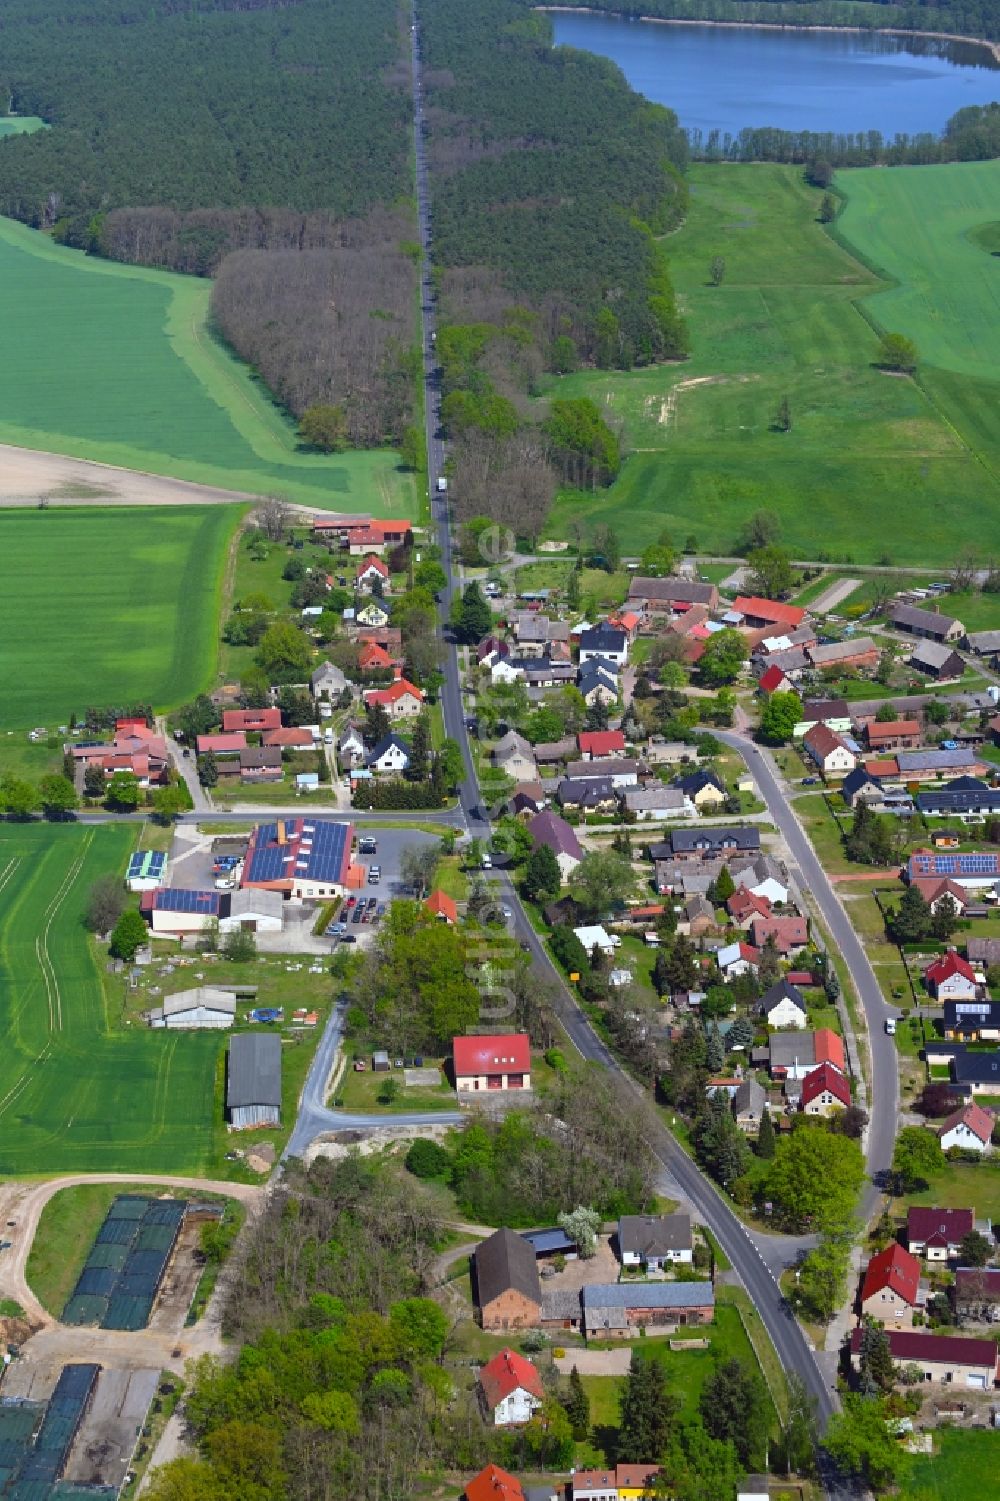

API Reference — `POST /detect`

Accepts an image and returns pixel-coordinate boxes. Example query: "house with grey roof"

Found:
[965,629,1000,659]
[582,1280,714,1336]
[617,1212,693,1269]
[474,1228,542,1330]
[909,639,965,680]
[311,661,349,699]
[892,602,964,642]
[623,786,695,821]
[732,1077,766,1133]
[528,810,584,879]
[492,730,538,781]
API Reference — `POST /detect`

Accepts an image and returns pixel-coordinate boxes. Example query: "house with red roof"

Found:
[356,553,391,593]
[800,1061,851,1118]
[364,675,424,719]
[939,1102,995,1156]
[262,727,315,750]
[426,889,458,925]
[910,877,969,915]
[732,596,807,630]
[758,663,792,696]
[803,722,856,779]
[727,886,773,928]
[578,729,626,760]
[860,1242,922,1327]
[477,1348,543,1426]
[344,519,412,554]
[849,1327,999,1388]
[463,1465,524,1501]
[750,914,809,955]
[359,640,395,673]
[907,1205,975,1261]
[925,949,978,1001]
[608,610,641,642]
[866,719,922,752]
[70,723,171,787]
[453,1033,531,1093]
[222,708,282,734]
[196,732,246,757]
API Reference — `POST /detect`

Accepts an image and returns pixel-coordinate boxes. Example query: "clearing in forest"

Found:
[544,163,999,563]
[0,215,416,515]
[0,824,221,1176]
[0,505,236,728]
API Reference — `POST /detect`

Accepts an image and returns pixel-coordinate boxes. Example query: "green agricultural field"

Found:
[0,506,236,727]
[0,823,221,1175]
[543,164,1000,563]
[0,117,45,137]
[0,215,416,515]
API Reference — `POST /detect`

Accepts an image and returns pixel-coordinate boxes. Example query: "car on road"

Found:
[501,906,512,921]
[885,1017,897,1035]
[802,776,818,786]
[358,836,377,855]
[368,865,381,884]
[481,852,492,869]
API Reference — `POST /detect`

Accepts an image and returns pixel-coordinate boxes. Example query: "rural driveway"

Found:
[809,577,861,614]
[0,1174,263,1326]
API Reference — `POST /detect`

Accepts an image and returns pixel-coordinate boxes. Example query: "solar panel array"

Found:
[63,1197,186,1331]
[152,888,219,914]
[245,819,349,884]
[126,850,165,880]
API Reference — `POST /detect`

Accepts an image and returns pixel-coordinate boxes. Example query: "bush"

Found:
[404,1139,452,1179]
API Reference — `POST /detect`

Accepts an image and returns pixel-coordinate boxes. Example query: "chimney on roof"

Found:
[393,666,402,680]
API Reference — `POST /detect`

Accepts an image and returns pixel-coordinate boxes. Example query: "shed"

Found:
[226,1033,281,1129]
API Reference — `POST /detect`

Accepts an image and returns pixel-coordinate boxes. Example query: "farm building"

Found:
[141,887,221,936]
[891,602,964,643]
[241,818,354,899]
[581,1280,714,1337]
[454,1034,531,1093]
[226,1033,282,1129]
[146,986,236,1030]
[218,889,284,934]
[848,1328,998,1389]
[126,849,166,892]
[474,1228,542,1330]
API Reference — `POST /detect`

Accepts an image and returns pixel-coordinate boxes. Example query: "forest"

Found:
[421,0,690,532]
[568,0,1000,46]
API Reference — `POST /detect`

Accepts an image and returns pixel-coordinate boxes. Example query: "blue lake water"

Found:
[551,12,1000,137]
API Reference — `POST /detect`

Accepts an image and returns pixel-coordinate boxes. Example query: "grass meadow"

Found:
[544,163,1000,562]
[0,505,237,727]
[0,215,416,515]
[0,823,222,1175]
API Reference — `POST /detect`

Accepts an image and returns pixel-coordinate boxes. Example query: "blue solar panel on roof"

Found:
[155,888,219,913]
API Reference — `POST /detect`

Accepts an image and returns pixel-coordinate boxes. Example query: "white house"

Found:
[939,1102,995,1155]
[574,924,620,959]
[491,657,526,686]
[760,979,808,1030]
[803,722,857,778]
[749,875,788,906]
[717,940,758,979]
[311,661,349,700]
[617,1212,693,1270]
[578,625,629,668]
[366,734,411,775]
[477,1348,543,1427]
[622,787,696,821]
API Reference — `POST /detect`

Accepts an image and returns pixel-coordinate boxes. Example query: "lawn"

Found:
[0,506,237,728]
[542,163,1000,562]
[904,1159,1000,1223]
[0,214,416,514]
[901,1425,999,1500]
[0,822,224,1175]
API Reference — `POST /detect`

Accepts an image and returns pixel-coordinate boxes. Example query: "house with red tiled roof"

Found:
[476,1348,543,1426]
[866,719,922,752]
[732,596,807,630]
[196,732,246,756]
[222,708,282,734]
[758,663,792,696]
[364,675,424,719]
[578,729,626,760]
[343,519,412,555]
[727,886,773,928]
[70,723,171,787]
[860,1242,922,1327]
[849,1327,999,1388]
[453,1034,531,1093]
[262,726,314,750]
[356,553,391,593]
[750,914,809,955]
[359,640,395,672]
[939,1102,995,1156]
[924,949,977,1001]
[866,756,900,779]
[910,878,969,915]
[801,1061,851,1118]
[464,1464,524,1501]
[907,1206,975,1261]
[803,722,856,778]
[426,889,458,925]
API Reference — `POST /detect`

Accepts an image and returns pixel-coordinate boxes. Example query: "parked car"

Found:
[358,836,377,855]
[368,865,381,884]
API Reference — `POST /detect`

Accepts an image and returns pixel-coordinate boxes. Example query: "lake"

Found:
[551,11,1000,138]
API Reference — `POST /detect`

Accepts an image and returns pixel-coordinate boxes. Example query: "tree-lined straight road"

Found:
[407,2,848,1470]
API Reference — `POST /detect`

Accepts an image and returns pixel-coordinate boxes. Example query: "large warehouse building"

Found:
[240,819,355,900]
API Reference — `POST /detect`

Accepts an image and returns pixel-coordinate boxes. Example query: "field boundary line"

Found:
[35,831,93,1032]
